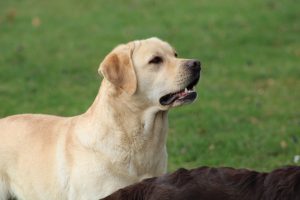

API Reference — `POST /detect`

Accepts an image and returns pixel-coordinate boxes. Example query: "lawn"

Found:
[0,0,299,172]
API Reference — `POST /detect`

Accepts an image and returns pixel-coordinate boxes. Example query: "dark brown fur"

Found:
[101,166,300,200]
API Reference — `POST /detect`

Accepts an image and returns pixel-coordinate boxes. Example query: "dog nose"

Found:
[185,59,201,71]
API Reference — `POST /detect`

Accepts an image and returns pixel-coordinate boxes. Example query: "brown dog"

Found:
[0,38,201,199]
[101,166,300,200]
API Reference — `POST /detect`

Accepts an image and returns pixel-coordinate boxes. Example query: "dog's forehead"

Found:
[134,38,175,56]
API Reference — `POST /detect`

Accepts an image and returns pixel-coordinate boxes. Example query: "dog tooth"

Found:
[184,88,188,93]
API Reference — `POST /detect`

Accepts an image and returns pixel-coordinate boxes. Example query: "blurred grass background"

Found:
[0,0,299,172]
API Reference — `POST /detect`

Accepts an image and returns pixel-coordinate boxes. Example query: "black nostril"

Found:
[186,59,201,71]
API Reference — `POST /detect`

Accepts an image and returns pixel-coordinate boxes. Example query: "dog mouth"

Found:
[159,76,200,106]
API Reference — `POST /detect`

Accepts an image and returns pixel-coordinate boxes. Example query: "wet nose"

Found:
[185,59,201,72]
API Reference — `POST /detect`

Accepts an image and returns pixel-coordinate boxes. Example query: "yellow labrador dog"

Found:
[0,37,201,200]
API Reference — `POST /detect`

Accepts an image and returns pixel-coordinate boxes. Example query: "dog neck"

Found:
[73,81,169,176]
[77,80,169,160]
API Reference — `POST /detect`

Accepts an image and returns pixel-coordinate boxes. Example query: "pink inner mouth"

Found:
[177,89,190,99]
[160,87,196,105]
[159,75,200,106]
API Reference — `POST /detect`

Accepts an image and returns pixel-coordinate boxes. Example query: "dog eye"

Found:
[174,53,178,57]
[149,56,163,64]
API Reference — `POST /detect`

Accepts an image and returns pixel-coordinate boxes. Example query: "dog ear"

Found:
[99,44,137,95]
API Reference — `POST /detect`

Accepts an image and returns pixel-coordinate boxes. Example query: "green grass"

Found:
[0,0,299,172]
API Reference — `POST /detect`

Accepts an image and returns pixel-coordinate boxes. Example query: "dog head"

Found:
[99,37,201,110]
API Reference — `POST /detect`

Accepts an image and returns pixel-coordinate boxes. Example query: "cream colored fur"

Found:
[0,37,199,200]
